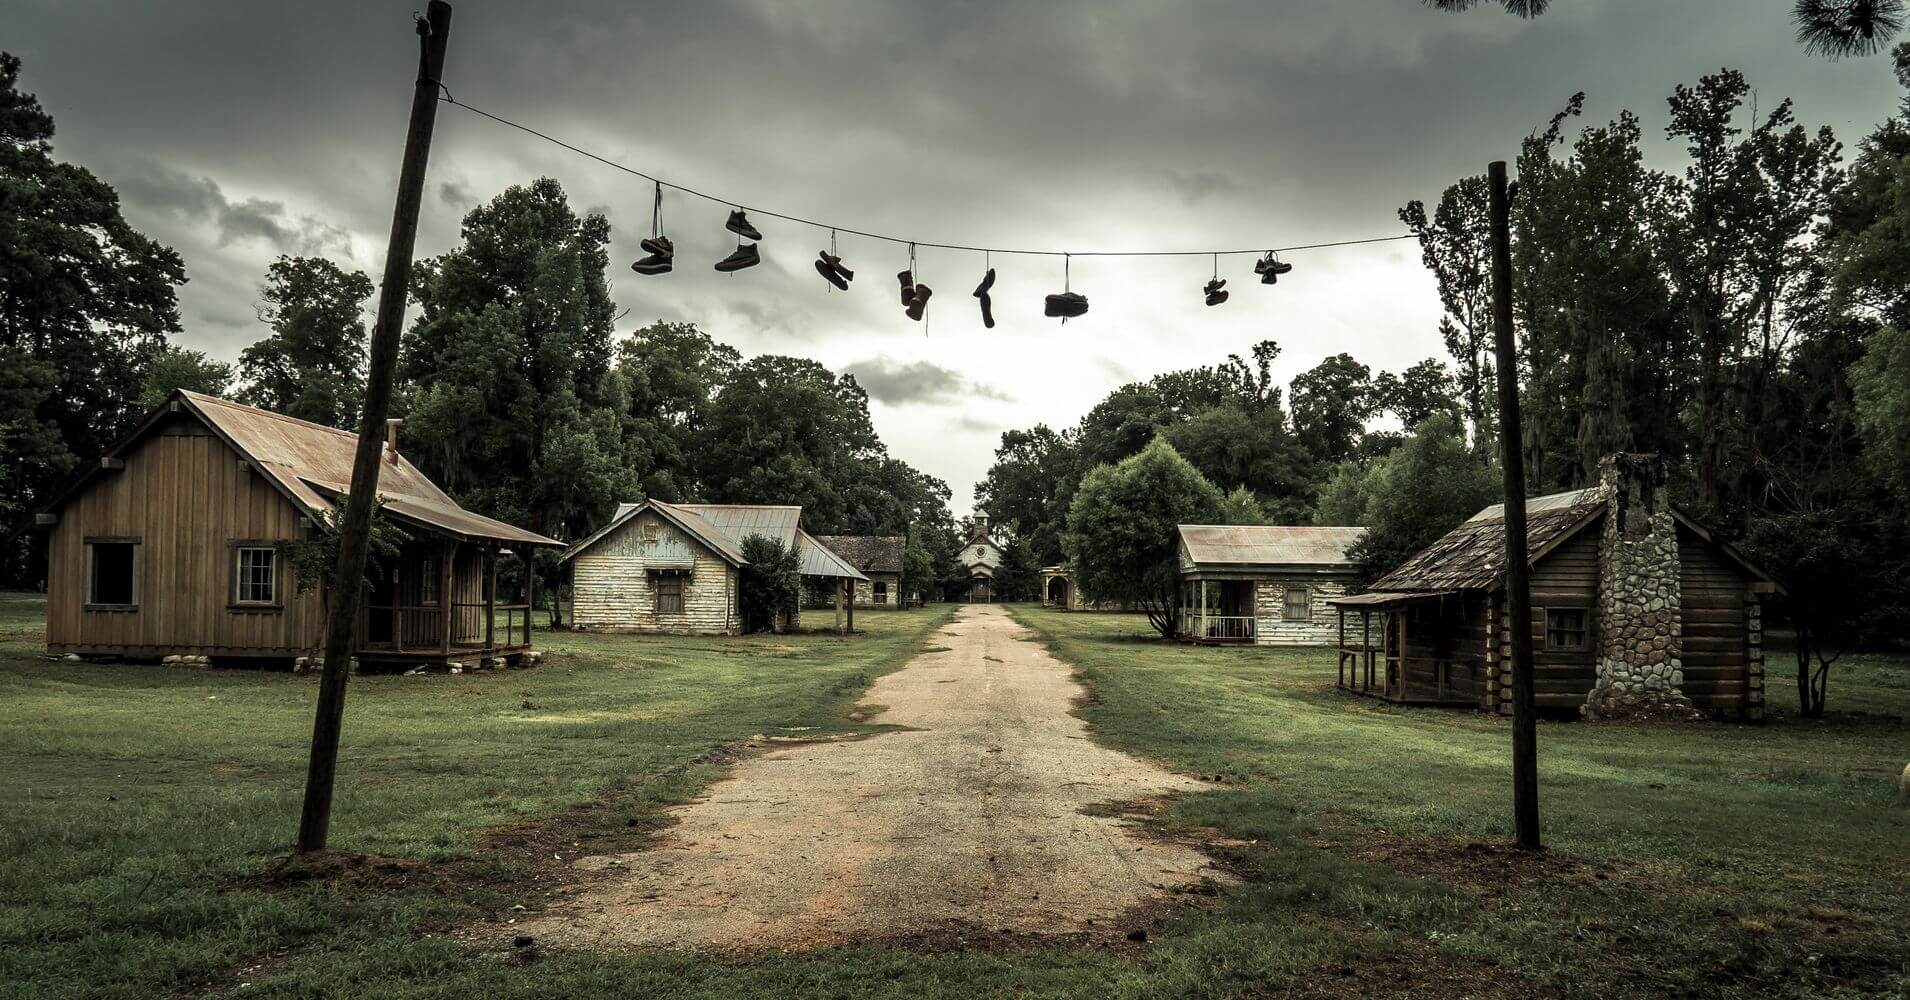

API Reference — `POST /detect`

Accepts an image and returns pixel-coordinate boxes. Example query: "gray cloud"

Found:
[843,357,1012,406]
[112,164,351,256]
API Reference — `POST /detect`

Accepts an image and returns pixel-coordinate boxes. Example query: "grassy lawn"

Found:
[1011,605,1910,999]
[4,592,1905,999]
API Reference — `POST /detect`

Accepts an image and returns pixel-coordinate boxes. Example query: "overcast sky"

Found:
[11,0,1905,517]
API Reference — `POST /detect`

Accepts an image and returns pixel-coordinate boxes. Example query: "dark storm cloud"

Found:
[11,0,1904,513]
[843,358,1012,406]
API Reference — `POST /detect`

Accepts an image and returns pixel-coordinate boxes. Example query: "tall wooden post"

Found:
[834,578,844,633]
[522,547,536,647]
[844,580,855,633]
[438,539,455,656]
[484,546,497,651]
[296,1,453,855]
[1489,160,1541,850]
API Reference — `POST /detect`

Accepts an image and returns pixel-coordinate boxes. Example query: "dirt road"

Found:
[520,604,1219,952]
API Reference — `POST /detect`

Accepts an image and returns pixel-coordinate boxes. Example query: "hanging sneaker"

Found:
[973,268,996,329]
[641,235,673,257]
[726,209,762,241]
[897,269,916,307]
[714,242,760,272]
[815,252,849,291]
[906,283,933,321]
[1204,278,1228,307]
[1044,291,1088,319]
[631,254,673,275]
[821,252,854,283]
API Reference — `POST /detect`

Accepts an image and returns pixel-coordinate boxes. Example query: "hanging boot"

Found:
[973,268,996,329]
[632,235,674,275]
[815,252,849,291]
[714,242,760,272]
[1204,277,1228,306]
[906,282,934,321]
[725,209,762,241]
[822,251,854,283]
[1044,291,1088,319]
[897,269,916,307]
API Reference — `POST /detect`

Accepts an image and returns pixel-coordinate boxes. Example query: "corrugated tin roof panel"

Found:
[1370,487,1606,592]
[1177,524,1365,568]
[798,530,868,580]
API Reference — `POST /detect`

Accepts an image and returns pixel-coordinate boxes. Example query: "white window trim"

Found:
[234,546,279,606]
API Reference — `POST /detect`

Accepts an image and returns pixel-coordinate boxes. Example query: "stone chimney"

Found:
[385,418,403,464]
[1582,453,1698,720]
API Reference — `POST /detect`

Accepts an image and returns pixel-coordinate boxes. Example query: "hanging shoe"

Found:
[905,283,933,321]
[897,269,916,307]
[1204,277,1228,307]
[1044,291,1088,319]
[632,235,674,275]
[714,242,760,272]
[815,252,849,291]
[821,252,854,283]
[725,209,762,241]
[973,268,996,329]
[641,235,673,257]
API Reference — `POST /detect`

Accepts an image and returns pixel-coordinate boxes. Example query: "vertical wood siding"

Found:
[45,423,322,656]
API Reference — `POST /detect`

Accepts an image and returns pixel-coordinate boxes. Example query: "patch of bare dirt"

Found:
[515,605,1224,953]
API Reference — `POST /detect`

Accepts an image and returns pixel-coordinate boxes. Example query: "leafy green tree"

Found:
[238,255,372,428]
[738,535,801,633]
[1289,353,1374,465]
[1340,416,1501,581]
[1161,403,1313,522]
[1373,358,1462,430]
[1850,325,1910,498]
[699,354,887,530]
[0,52,185,581]
[975,424,1080,567]
[1401,178,1496,459]
[993,534,1041,602]
[138,348,233,409]
[401,179,634,545]
[1219,486,1266,525]
[1064,437,1224,636]
[611,321,739,501]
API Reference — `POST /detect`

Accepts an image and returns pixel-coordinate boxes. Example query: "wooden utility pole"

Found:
[1488,160,1541,850]
[296,1,453,854]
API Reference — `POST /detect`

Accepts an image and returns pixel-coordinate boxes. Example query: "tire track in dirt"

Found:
[517,604,1219,952]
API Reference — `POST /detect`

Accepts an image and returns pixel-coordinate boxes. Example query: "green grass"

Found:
[1011,606,1910,999]
[3,593,1906,999]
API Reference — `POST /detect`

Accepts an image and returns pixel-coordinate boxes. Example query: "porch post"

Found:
[845,579,855,633]
[1199,579,1208,640]
[393,562,405,654]
[439,539,455,657]
[485,545,497,651]
[1361,609,1371,692]
[522,547,535,648]
[835,577,844,634]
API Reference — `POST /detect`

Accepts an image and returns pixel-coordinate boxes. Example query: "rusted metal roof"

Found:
[302,480,561,548]
[797,530,869,581]
[1327,589,1462,607]
[1369,487,1606,592]
[1177,524,1365,571]
[563,500,867,579]
[814,535,906,574]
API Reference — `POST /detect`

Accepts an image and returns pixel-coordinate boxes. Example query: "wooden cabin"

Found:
[1175,525,1365,645]
[1330,454,1780,720]
[811,535,905,608]
[560,500,866,634]
[34,390,561,668]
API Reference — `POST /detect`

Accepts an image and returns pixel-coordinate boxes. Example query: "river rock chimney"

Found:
[1582,453,1699,720]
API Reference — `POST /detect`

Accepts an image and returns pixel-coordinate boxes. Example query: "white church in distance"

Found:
[957,515,1002,602]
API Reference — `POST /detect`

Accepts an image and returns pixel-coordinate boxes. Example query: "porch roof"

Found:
[1177,524,1365,574]
[1327,589,1464,608]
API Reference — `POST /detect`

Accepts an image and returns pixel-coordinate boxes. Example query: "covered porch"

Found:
[1177,575,1256,643]
[1329,590,1484,707]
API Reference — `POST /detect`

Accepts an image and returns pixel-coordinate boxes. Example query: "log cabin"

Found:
[1329,453,1781,720]
[34,390,562,668]
[1174,525,1365,645]
[560,500,866,634]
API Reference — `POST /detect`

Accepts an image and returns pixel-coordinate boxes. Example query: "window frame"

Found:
[84,536,141,611]
[653,571,686,615]
[418,556,439,606]
[1544,606,1590,652]
[227,540,284,612]
[873,580,888,605]
[1282,585,1311,621]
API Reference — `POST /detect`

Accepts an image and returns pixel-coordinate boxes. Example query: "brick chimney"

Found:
[1582,453,1698,720]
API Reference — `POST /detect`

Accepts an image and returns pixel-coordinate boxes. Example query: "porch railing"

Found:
[1181,613,1257,642]
[360,602,532,653]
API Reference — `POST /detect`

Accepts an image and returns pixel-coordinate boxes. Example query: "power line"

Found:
[438,94,1425,260]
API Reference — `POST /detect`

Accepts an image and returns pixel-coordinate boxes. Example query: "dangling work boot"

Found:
[1204,277,1228,306]
[906,283,934,321]
[815,252,849,291]
[725,209,763,241]
[714,242,760,272]
[897,269,916,307]
[1044,291,1088,319]
[821,252,854,283]
[973,268,996,329]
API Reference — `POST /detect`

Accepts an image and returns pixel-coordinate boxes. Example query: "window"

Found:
[1283,585,1310,621]
[234,547,278,605]
[87,540,138,608]
[1546,608,1589,651]
[418,557,438,605]
[874,581,888,605]
[654,573,685,614]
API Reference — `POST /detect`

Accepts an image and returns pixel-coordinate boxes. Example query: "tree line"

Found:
[0,53,968,605]
[982,61,1910,713]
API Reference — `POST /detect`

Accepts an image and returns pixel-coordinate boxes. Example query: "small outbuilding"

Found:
[561,500,866,634]
[1174,525,1366,645]
[812,535,905,607]
[34,390,562,668]
[1330,454,1780,720]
